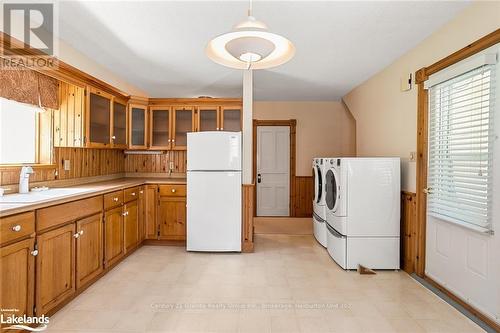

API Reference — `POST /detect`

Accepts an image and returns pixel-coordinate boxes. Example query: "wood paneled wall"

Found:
[0,148,125,186]
[293,176,313,217]
[124,151,187,174]
[401,191,417,274]
[54,147,124,179]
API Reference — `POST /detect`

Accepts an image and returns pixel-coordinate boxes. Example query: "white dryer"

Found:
[312,158,327,247]
[325,158,400,270]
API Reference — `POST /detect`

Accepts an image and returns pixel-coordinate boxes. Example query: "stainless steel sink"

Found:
[0,188,92,204]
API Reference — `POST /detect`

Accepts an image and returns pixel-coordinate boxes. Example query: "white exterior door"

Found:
[256,126,290,216]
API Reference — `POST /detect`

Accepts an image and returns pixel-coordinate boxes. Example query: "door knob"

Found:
[257,174,262,183]
[423,187,433,194]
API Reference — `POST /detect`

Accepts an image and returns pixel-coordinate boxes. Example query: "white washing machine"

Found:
[312,158,327,247]
[325,157,400,269]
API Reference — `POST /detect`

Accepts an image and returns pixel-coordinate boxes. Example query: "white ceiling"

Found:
[57,1,470,100]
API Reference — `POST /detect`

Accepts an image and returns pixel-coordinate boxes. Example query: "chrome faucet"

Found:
[19,166,34,194]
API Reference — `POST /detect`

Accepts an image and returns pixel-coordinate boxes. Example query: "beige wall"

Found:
[253,101,356,176]
[343,1,500,191]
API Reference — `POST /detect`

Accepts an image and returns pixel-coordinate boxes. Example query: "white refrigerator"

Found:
[187,131,242,252]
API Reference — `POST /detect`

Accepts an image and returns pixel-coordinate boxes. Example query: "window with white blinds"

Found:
[428,63,496,232]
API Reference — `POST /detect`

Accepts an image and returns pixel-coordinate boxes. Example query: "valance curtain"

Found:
[0,68,58,109]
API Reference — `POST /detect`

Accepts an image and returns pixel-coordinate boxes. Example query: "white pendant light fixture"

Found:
[206,0,295,70]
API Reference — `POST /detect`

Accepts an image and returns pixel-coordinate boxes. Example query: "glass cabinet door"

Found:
[221,107,242,132]
[150,108,171,149]
[130,105,147,148]
[197,107,218,131]
[173,107,194,149]
[89,91,111,146]
[112,100,127,147]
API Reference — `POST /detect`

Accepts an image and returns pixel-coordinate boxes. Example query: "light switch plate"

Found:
[400,73,412,91]
[64,160,71,171]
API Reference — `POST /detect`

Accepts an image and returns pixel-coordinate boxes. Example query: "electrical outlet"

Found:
[409,152,416,161]
[64,160,71,171]
[169,161,174,171]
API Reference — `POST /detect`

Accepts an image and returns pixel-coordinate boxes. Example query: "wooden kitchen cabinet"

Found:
[112,99,128,148]
[195,106,241,132]
[158,185,187,240]
[129,104,148,149]
[0,237,35,325]
[220,106,242,131]
[36,223,76,315]
[145,185,158,239]
[197,107,219,131]
[124,200,139,253]
[87,88,112,147]
[104,206,124,267]
[150,107,171,149]
[172,106,195,149]
[75,213,103,289]
[158,197,186,240]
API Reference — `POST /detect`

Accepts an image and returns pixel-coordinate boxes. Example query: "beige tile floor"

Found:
[46,235,485,333]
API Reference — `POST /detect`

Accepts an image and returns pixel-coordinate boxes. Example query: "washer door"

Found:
[315,165,323,204]
[325,168,339,212]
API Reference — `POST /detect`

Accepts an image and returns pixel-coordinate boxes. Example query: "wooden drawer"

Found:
[159,184,186,197]
[104,190,124,210]
[36,196,102,232]
[0,211,35,246]
[124,186,140,203]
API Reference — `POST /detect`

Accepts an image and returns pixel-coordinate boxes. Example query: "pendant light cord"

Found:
[248,0,252,17]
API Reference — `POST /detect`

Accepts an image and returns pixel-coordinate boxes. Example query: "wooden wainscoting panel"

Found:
[294,176,313,217]
[0,164,56,187]
[242,184,254,253]
[124,151,187,174]
[401,191,417,274]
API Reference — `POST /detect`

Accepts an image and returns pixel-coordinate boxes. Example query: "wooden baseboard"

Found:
[424,275,500,332]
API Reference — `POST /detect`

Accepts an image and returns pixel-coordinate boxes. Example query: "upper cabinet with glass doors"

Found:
[86,87,128,148]
[172,106,195,150]
[196,105,242,132]
[129,103,148,149]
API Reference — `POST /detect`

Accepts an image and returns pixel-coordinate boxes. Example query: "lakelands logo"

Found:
[1,1,58,70]
[1,313,49,331]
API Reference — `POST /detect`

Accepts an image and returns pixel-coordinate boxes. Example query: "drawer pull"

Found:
[171,189,176,193]
[113,197,119,202]
[31,250,38,257]
[131,192,136,196]
[73,232,80,239]
[12,225,21,232]
[139,190,144,194]
[122,211,129,216]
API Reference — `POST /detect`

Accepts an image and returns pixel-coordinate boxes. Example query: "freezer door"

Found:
[187,171,242,251]
[187,132,241,171]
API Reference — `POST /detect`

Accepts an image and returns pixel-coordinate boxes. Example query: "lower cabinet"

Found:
[145,185,158,239]
[76,213,103,289]
[124,200,139,253]
[36,223,76,315]
[104,206,124,267]
[0,237,35,327]
[158,196,186,240]
[138,186,145,242]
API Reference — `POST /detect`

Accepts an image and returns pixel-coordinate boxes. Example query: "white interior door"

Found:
[256,126,290,216]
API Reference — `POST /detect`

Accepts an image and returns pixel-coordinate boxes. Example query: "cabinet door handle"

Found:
[73,232,80,239]
[113,197,119,202]
[79,230,84,236]
[31,249,38,257]
[122,211,129,216]
[12,225,21,232]
[111,135,116,140]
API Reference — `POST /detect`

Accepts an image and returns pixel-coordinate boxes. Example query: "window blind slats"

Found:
[427,64,495,232]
